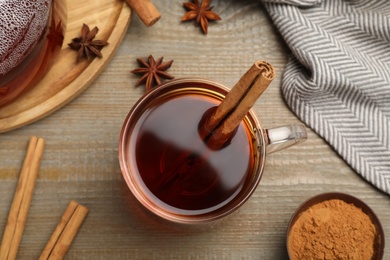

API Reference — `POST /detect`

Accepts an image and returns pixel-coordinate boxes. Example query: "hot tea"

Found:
[126,90,257,215]
[0,1,64,107]
[119,66,307,225]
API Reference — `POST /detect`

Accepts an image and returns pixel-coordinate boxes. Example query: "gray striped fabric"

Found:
[263,0,390,194]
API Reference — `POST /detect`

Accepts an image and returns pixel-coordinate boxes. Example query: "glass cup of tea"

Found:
[119,78,307,225]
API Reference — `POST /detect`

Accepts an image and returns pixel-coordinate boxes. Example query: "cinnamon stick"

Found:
[39,200,89,260]
[125,0,161,27]
[0,136,45,260]
[201,60,276,149]
[156,61,275,194]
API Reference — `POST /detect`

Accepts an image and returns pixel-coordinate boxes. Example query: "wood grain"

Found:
[0,0,389,259]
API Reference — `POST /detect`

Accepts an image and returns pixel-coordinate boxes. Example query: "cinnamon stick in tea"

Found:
[39,200,89,260]
[155,61,275,196]
[125,0,161,27]
[0,136,45,260]
[201,60,276,149]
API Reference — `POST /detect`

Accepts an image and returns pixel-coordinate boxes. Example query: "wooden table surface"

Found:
[1,1,389,259]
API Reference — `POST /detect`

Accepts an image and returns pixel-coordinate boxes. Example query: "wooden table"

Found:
[1,1,389,259]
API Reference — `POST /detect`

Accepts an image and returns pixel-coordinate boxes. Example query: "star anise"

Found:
[131,55,174,92]
[47,18,64,47]
[68,24,108,62]
[181,0,221,34]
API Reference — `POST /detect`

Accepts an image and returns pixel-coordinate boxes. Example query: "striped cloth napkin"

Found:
[262,0,390,194]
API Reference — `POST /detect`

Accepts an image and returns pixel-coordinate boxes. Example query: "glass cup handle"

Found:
[265,124,307,154]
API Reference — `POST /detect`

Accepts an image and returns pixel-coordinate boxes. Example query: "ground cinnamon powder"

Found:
[288,199,377,260]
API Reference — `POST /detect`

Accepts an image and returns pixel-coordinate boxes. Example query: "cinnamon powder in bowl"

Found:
[287,192,384,260]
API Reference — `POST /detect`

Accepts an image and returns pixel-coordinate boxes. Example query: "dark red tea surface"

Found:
[129,93,255,215]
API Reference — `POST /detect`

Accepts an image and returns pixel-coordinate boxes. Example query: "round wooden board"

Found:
[0,0,132,133]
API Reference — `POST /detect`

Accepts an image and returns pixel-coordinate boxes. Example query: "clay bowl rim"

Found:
[286,192,385,260]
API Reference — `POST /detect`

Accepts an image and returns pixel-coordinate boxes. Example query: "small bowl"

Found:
[287,192,385,260]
